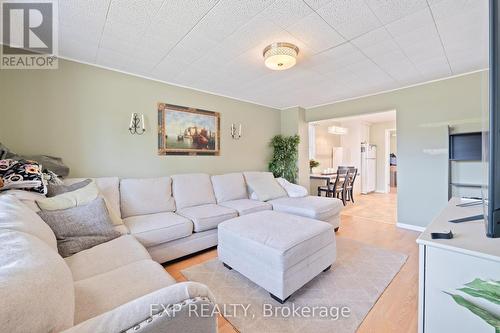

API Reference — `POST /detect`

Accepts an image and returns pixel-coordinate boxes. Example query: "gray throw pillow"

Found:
[37,197,121,257]
[46,178,92,197]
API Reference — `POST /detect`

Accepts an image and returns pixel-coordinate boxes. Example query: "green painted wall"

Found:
[0,59,281,178]
[306,71,488,228]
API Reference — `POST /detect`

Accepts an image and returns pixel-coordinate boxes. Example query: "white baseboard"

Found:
[396,223,425,232]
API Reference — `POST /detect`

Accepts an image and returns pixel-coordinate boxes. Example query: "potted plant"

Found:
[268,135,300,183]
[309,159,319,173]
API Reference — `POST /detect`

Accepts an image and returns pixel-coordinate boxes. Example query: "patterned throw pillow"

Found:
[0,159,47,194]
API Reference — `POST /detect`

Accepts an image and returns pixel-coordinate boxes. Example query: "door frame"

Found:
[384,128,396,193]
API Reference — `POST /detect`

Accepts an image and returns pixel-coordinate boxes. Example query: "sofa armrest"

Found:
[62,282,217,333]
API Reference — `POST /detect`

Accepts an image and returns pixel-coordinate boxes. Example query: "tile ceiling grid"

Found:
[149,0,222,74]
[95,0,113,61]
[301,0,400,89]
[58,0,489,109]
[359,0,426,82]
[423,0,453,74]
[163,0,281,86]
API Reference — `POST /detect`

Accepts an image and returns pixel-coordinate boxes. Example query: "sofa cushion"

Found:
[219,199,272,216]
[171,173,216,209]
[36,181,99,211]
[64,177,123,226]
[0,195,57,250]
[120,177,175,218]
[37,198,121,257]
[211,173,248,203]
[243,172,287,201]
[177,204,238,232]
[124,212,193,247]
[218,210,334,270]
[64,235,151,281]
[74,259,176,324]
[269,196,343,221]
[0,230,74,332]
[94,177,123,225]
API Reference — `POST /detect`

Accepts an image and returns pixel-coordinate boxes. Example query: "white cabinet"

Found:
[417,198,500,333]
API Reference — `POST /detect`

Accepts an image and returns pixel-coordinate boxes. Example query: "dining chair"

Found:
[318,166,349,205]
[345,167,358,204]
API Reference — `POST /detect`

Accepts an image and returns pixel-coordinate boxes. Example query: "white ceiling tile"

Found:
[153,56,192,81]
[316,0,381,39]
[303,43,367,73]
[303,0,333,10]
[430,0,488,74]
[96,48,134,70]
[167,33,218,65]
[193,0,275,42]
[365,0,428,25]
[262,0,313,29]
[385,7,434,38]
[107,0,163,26]
[60,41,98,63]
[287,12,345,53]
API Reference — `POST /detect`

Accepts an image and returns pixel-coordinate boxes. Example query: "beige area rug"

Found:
[181,238,407,333]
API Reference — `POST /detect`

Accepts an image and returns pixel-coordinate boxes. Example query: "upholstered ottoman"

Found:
[218,210,336,303]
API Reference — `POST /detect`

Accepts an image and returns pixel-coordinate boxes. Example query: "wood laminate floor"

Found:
[164,190,419,333]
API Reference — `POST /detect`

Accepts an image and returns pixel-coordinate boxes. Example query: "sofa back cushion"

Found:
[0,230,75,332]
[211,173,248,203]
[243,172,287,202]
[120,177,175,218]
[171,173,216,209]
[0,195,57,250]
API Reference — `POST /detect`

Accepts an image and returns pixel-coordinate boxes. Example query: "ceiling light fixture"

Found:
[328,126,348,135]
[263,42,299,70]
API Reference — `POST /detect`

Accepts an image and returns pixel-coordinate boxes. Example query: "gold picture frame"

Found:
[158,103,220,156]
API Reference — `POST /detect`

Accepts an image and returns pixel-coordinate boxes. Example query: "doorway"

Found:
[385,129,397,194]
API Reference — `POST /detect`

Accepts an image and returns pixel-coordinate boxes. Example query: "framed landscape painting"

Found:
[158,103,220,156]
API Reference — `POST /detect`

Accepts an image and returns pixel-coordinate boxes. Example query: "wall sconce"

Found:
[129,113,146,135]
[231,123,242,140]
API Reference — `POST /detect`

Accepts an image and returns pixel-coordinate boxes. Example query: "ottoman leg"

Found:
[223,263,233,270]
[270,293,290,304]
[323,265,332,272]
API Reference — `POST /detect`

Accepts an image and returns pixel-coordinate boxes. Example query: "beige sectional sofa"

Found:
[0,195,216,333]
[0,171,342,333]
[83,172,342,263]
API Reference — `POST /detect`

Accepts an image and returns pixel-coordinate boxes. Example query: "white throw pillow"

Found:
[243,172,287,202]
[276,178,308,197]
[36,181,99,211]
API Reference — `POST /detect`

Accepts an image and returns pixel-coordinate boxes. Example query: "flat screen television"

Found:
[484,0,500,238]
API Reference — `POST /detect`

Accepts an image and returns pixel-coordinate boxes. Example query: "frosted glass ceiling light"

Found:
[328,126,348,135]
[263,42,299,70]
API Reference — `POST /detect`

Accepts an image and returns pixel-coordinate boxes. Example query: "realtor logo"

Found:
[1,0,58,69]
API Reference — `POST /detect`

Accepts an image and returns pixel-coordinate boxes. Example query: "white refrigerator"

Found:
[361,144,376,194]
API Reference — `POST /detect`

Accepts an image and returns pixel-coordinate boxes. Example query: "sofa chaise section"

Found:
[269,195,343,230]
